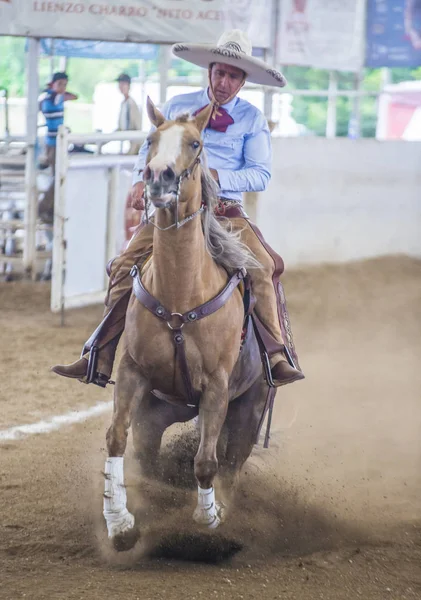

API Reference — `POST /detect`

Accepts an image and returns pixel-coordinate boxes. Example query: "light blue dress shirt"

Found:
[133,88,272,203]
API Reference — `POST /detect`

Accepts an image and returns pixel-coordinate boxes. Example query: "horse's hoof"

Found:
[112,526,141,552]
[193,510,220,529]
[193,501,225,529]
[106,511,139,551]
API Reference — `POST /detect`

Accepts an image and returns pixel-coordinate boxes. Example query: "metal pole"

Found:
[262,0,279,122]
[51,125,68,317]
[376,68,392,140]
[23,37,40,277]
[59,56,68,72]
[326,71,337,139]
[159,45,171,106]
[4,89,10,138]
[263,49,273,121]
[201,66,208,90]
[105,166,119,288]
[50,39,55,80]
[352,69,364,138]
[138,60,146,131]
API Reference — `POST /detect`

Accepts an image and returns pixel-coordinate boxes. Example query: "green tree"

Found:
[0,37,26,96]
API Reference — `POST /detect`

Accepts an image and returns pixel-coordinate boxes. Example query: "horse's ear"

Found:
[146,96,165,128]
[194,103,214,133]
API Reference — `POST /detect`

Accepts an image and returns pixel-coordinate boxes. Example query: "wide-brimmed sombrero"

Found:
[172,29,287,88]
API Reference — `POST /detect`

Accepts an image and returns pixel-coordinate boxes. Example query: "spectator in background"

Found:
[38,72,78,224]
[116,73,142,155]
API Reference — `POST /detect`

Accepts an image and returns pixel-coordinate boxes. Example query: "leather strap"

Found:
[255,386,277,449]
[131,265,246,327]
[131,265,246,406]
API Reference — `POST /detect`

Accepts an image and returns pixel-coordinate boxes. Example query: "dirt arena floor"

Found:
[0,255,420,600]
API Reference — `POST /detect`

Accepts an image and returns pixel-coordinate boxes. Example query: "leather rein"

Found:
[130,264,246,407]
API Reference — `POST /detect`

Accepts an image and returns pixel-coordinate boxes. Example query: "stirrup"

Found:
[261,343,297,388]
[85,346,114,388]
[261,351,275,388]
[283,344,297,369]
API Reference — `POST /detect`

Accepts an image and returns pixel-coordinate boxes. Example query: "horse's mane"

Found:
[200,159,261,271]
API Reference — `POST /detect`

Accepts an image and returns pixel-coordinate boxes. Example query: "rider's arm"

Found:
[215,112,272,193]
[132,99,173,185]
[64,92,78,101]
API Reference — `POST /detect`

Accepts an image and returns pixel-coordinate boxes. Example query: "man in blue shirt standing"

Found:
[38,72,77,223]
[52,30,304,388]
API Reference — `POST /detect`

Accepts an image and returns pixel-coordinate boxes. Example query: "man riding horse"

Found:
[52,29,304,389]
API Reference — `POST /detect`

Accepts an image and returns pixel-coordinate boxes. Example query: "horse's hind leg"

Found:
[220,378,269,506]
[103,351,149,546]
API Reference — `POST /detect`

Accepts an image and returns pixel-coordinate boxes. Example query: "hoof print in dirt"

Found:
[112,528,141,552]
[151,532,243,563]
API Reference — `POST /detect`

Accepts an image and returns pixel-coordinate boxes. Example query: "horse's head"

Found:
[143,97,213,209]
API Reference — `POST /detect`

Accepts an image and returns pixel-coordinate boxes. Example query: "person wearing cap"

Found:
[52,30,304,388]
[38,72,78,224]
[116,73,142,155]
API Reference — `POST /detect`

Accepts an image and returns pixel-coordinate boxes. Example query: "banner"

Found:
[366,0,421,68]
[277,0,366,72]
[0,0,273,48]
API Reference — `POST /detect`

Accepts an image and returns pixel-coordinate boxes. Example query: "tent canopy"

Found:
[39,39,158,60]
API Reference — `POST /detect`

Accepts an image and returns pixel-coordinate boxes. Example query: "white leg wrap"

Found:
[103,457,135,538]
[193,486,221,529]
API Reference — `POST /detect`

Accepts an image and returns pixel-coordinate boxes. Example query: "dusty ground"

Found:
[0,255,420,600]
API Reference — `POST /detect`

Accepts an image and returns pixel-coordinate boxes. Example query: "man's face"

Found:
[52,78,68,94]
[118,81,130,96]
[210,63,245,104]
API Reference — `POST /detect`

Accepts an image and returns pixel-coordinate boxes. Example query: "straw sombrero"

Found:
[172,29,287,88]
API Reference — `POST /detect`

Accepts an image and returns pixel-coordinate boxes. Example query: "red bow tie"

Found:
[193,105,234,133]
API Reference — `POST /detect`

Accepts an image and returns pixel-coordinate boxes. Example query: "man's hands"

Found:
[131,181,145,210]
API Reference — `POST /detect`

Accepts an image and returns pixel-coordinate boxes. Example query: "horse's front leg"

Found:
[104,351,148,548]
[193,372,229,529]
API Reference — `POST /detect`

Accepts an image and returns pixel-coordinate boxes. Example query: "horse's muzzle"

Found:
[144,165,178,207]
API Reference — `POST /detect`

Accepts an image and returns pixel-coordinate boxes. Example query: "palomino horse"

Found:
[103,99,271,549]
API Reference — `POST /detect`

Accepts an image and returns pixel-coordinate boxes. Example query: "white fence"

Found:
[51,129,421,313]
[51,128,145,313]
[261,137,421,267]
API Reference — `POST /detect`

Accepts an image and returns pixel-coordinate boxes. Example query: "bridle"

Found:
[143,147,205,232]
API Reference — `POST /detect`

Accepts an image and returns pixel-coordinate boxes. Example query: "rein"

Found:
[144,154,205,232]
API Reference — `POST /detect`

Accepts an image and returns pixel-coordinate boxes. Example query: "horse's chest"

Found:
[127,308,239,392]
[134,319,213,370]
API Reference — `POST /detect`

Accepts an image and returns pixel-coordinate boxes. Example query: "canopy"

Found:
[39,39,158,61]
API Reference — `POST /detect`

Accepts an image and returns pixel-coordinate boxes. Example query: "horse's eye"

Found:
[192,141,200,150]
[146,138,152,148]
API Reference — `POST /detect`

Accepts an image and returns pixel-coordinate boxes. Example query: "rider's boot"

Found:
[51,288,131,387]
[52,222,155,387]
[270,354,305,386]
[51,334,121,387]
